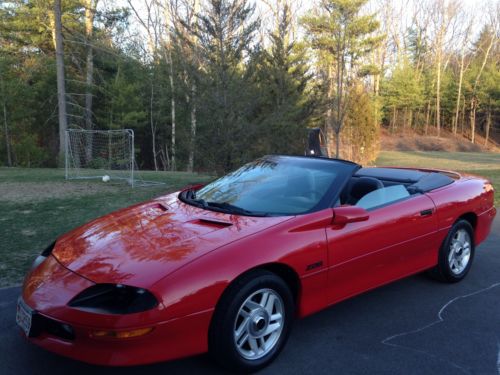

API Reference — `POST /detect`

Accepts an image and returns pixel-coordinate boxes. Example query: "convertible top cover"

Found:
[355,167,455,193]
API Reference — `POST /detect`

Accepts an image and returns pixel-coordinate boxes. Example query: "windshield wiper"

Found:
[182,190,268,216]
[182,189,207,208]
[205,201,269,217]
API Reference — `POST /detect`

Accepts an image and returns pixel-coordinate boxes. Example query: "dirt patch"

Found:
[0,181,119,203]
[381,128,498,152]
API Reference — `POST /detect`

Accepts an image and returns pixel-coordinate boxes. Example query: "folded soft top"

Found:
[355,167,454,193]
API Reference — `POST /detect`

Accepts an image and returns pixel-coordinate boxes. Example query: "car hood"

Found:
[53,193,291,288]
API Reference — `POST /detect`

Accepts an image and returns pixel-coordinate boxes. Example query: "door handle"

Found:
[420,209,433,216]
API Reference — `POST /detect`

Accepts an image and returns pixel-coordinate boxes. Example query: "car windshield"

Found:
[181,156,357,216]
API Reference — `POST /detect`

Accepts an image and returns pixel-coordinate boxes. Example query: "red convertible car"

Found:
[18,155,496,372]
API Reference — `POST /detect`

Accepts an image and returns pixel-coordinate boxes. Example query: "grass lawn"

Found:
[0,168,213,287]
[0,151,498,287]
[375,151,500,206]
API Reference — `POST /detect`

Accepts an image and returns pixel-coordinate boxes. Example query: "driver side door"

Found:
[325,190,439,305]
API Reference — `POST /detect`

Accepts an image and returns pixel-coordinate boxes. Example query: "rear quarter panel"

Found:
[426,176,496,247]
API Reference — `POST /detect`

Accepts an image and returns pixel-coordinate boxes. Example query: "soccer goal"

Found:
[65,129,162,187]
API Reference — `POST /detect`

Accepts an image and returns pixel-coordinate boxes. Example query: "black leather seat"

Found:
[347,177,384,205]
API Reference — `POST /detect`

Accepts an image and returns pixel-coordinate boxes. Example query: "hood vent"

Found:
[154,203,169,212]
[193,217,233,228]
[143,202,169,213]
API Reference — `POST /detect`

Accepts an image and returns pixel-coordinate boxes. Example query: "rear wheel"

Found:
[430,220,475,283]
[209,270,294,373]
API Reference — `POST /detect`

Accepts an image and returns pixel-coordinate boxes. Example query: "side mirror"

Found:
[332,206,369,225]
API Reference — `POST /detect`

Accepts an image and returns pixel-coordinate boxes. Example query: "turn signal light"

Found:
[90,327,154,339]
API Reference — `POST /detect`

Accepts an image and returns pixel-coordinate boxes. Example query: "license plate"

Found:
[16,298,33,337]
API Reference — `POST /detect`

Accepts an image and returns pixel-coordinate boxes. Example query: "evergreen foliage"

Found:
[0,0,498,172]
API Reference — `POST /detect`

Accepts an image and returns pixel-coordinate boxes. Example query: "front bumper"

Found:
[20,255,212,366]
[23,308,212,366]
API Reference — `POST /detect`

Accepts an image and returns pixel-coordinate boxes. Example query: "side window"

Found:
[356,185,410,210]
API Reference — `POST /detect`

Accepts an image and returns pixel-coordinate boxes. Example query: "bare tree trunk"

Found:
[435,54,441,137]
[374,72,380,97]
[162,2,177,172]
[326,65,334,156]
[403,107,408,130]
[373,70,381,129]
[84,0,96,131]
[0,72,12,166]
[333,37,347,159]
[187,0,199,172]
[470,34,494,143]
[335,130,340,158]
[188,83,196,172]
[2,98,11,167]
[484,109,491,147]
[159,144,170,171]
[453,52,465,135]
[168,49,176,171]
[371,31,386,135]
[150,83,158,171]
[84,0,97,164]
[165,144,170,170]
[413,109,420,130]
[335,63,342,158]
[126,0,164,171]
[53,0,68,165]
[431,0,459,138]
[425,101,430,135]
[392,107,397,133]
[461,97,466,135]
[469,98,476,143]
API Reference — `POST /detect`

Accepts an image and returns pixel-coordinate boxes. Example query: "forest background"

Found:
[1,0,498,174]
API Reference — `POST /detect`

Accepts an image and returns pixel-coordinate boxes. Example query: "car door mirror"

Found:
[332,206,369,225]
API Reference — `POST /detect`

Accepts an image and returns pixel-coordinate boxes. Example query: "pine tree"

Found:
[249,2,313,156]
[192,0,259,172]
[382,58,424,132]
[303,0,381,157]
[342,82,378,163]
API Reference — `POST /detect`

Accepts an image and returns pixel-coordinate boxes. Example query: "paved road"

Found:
[1,217,499,375]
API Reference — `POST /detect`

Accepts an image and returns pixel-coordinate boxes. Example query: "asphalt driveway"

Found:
[1,217,499,375]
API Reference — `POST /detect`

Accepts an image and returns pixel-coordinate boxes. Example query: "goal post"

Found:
[65,129,136,186]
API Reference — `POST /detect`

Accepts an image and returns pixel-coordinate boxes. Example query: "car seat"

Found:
[346,177,384,205]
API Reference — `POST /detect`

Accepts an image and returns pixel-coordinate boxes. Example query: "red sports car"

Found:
[18,155,496,372]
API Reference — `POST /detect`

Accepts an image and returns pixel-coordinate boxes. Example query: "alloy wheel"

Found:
[233,288,285,360]
[448,228,471,275]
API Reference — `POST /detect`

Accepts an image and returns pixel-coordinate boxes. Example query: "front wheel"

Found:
[430,219,475,283]
[209,270,294,373]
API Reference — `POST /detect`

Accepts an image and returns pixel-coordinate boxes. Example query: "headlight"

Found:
[68,284,158,314]
[31,241,56,270]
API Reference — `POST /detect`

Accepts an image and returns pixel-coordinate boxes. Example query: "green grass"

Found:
[375,151,500,206]
[0,168,213,287]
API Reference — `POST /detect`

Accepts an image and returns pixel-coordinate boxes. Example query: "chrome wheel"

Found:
[233,288,285,360]
[448,228,471,275]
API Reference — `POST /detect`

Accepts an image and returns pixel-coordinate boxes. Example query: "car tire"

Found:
[209,269,294,373]
[429,219,475,283]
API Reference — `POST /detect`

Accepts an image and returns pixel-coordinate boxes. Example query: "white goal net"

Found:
[65,129,161,187]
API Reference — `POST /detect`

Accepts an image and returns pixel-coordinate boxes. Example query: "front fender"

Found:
[152,209,333,321]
